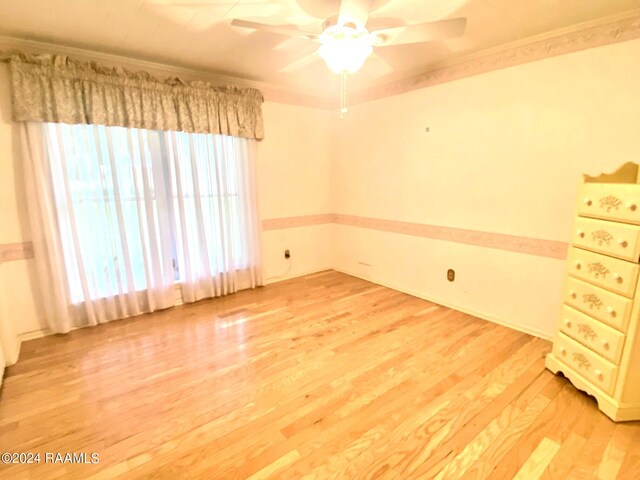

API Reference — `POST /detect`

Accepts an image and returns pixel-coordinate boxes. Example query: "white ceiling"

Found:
[0,0,638,97]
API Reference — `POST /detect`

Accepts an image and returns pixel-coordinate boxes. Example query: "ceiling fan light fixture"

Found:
[317,24,373,74]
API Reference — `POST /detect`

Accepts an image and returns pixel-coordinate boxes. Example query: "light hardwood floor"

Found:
[1,270,639,479]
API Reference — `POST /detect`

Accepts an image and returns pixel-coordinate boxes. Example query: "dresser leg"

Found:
[545,353,640,422]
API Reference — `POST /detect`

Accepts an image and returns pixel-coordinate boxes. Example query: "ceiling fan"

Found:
[231,0,466,115]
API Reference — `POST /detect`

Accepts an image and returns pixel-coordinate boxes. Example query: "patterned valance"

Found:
[1,53,264,140]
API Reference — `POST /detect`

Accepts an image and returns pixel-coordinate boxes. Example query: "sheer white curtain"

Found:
[166,131,262,303]
[21,122,261,334]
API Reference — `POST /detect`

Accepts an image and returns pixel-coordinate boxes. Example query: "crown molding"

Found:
[0,9,638,110]
[353,9,640,104]
[0,34,331,109]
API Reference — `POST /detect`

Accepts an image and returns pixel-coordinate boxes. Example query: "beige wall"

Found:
[0,66,334,339]
[332,39,640,338]
[258,102,333,283]
[0,65,45,338]
[1,37,639,347]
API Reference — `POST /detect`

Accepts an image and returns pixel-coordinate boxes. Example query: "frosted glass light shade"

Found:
[317,24,373,74]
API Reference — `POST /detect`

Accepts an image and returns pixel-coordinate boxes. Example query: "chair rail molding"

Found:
[0,242,34,263]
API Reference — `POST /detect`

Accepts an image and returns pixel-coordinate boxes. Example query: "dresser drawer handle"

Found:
[626,202,637,211]
[600,339,610,350]
[613,273,623,283]
[576,230,585,238]
[569,290,577,299]
[574,261,582,270]
[563,319,572,328]
[606,306,616,317]
[584,198,593,206]
[594,369,603,380]
[617,238,628,248]
[559,347,567,355]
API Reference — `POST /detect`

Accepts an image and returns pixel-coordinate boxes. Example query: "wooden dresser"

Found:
[546,162,640,421]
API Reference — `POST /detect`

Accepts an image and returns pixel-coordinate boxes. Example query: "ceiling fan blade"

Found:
[363,52,393,78]
[231,19,320,41]
[338,0,374,28]
[296,0,341,19]
[280,53,321,73]
[372,17,467,46]
[149,0,236,5]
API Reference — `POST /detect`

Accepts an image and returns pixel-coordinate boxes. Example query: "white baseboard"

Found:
[12,264,552,366]
[14,268,333,346]
[264,265,332,285]
[1,335,23,372]
[331,266,555,341]
[19,328,53,342]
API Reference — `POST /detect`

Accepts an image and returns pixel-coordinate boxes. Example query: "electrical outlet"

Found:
[284,249,290,259]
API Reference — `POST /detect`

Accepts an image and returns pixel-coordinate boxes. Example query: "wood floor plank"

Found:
[565,414,617,479]
[512,437,561,480]
[595,424,637,480]
[615,424,640,480]
[483,384,578,480]
[1,270,639,479]
[393,340,551,478]
[446,373,559,480]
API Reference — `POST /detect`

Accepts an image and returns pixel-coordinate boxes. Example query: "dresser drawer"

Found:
[572,217,640,263]
[553,332,618,396]
[567,247,639,298]
[578,183,640,225]
[564,277,633,332]
[559,306,625,364]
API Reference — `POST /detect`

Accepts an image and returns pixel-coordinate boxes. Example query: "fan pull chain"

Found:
[340,72,348,118]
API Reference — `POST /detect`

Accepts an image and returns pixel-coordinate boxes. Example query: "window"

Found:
[42,123,257,304]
